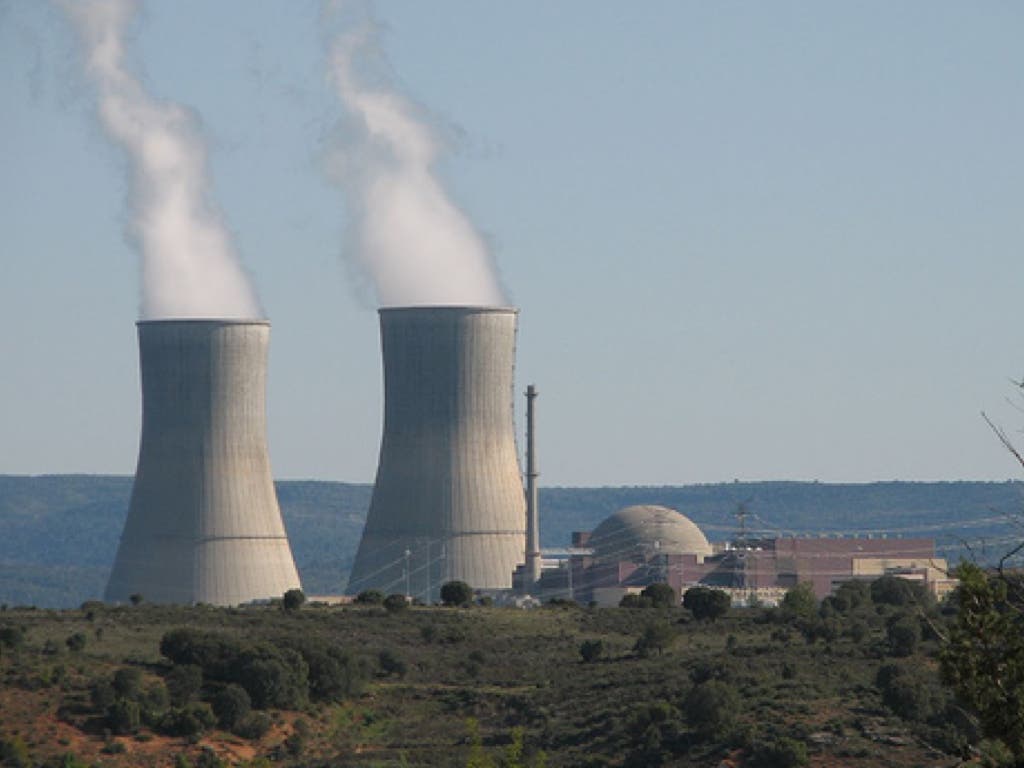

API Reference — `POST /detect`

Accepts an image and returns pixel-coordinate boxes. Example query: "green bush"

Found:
[234,711,273,740]
[886,616,921,657]
[579,639,604,663]
[781,583,817,619]
[282,589,306,612]
[383,593,409,613]
[112,667,143,700]
[355,590,385,605]
[165,664,203,707]
[106,698,141,735]
[751,736,809,767]
[378,648,407,677]
[0,625,25,650]
[684,680,740,739]
[876,662,947,724]
[211,683,251,730]
[634,622,676,657]
[441,581,473,607]
[641,583,678,609]
[0,736,30,768]
[683,587,731,621]
[65,632,87,653]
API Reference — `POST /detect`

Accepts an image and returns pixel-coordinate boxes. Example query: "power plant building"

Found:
[105,320,302,606]
[347,306,527,600]
[535,504,951,605]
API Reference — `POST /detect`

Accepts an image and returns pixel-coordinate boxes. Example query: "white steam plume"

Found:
[62,0,262,320]
[324,5,506,308]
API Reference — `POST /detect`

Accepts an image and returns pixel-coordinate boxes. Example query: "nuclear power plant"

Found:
[105,320,302,606]
[347,306,528,601]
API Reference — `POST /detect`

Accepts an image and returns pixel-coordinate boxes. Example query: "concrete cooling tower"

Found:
[347,306,527,600]
[105,320,301,605]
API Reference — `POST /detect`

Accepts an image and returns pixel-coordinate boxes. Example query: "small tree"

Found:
[781,582,817,618]
[579,639,604,663]
[682,586,731,621]
[383,593,409,613]
[66,632,87,653]
[282,588,306,612]
[211,684,251,731]
[129,593,144,606]
[634,622,676,657]
[355,589,385,605]
[440,580,473,607]
[641,582,678,609]
[684,679,740,739]
[165,664,203,707]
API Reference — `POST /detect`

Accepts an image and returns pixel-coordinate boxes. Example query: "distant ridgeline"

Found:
[0,475,1021,609]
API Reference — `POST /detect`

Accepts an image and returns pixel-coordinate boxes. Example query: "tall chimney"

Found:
[524,384,542,588]
[347,307,527,600]
[105,320,302,605]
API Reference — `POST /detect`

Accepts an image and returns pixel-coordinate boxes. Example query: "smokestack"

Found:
[105,320,301,605]
[524,384,542,588]
[347,307,527,600]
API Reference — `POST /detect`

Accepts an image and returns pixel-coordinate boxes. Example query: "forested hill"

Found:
[0,475,1021,608]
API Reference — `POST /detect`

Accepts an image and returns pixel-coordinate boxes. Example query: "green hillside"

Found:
[0,476,1021,608]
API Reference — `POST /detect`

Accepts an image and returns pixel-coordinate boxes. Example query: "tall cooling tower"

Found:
[347,307,527,600]
[105,320,301,605]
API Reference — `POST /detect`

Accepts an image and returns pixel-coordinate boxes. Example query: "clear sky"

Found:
[2,1,1024,486]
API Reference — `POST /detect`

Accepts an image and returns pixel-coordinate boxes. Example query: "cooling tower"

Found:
[105,320,301,606]
[347,306,527,600]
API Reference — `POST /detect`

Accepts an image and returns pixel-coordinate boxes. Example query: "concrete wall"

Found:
[105,320,301,605]
[347,307,527,600]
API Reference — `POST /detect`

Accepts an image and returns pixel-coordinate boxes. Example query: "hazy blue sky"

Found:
[2,2,1024,486]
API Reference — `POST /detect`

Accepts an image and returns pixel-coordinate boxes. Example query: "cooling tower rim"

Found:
[136,318,270,327]
[378,305,518,316]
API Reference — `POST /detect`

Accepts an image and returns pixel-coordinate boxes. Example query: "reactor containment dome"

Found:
[105,319,302,606]
[588,505,713,563]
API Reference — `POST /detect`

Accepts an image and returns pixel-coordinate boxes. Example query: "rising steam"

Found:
[61,0,262,320]
[324,5,507,308]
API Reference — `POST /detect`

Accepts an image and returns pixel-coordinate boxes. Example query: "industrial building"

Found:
[528,504,953,606]
[105,320,302,606]
[347,307,528,601]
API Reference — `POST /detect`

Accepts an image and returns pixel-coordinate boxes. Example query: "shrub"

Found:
[683,680,740,739]
[0,625,25,650]
[683,587,731,621]
[619,593,649,609]
[871,575,928,607]
[282,589,306,612]
[106,698,141,735]
[781,583,817,619]
[751,736,809,767]
[383,594,409,613]
[234,711,273,740]
[355,590,385,605]
[290,638,367,702]
[378,648,407,678]
[634,622,676,657]
[129,593,144,606]
[886,616,921,657]
[0,736,30,768]
[65,632,87,653]
[165,664,203,707]
[211,684,251,730]
[579,639,604,663]
[641,583,678,609]
[112,667,143,700]
[159,704,216,737]
[876,662,948,723]
[441,581,473,607]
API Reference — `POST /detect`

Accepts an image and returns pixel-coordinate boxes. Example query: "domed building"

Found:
[587,505,713,563]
